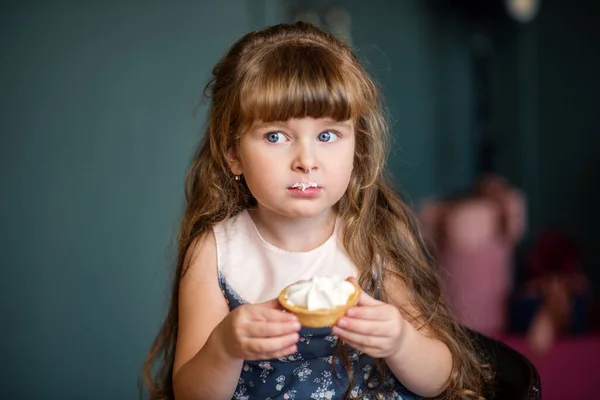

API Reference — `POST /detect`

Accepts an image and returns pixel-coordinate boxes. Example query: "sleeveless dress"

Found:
[212,211,419,400]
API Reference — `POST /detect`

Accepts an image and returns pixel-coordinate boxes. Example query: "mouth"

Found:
[290,182,318,192]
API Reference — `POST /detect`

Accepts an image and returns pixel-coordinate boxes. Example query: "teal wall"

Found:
[491,0,600,285]
[536,1,600,285]
[345,0,474,202]
[1,1,472,398]
[1,1,258,398]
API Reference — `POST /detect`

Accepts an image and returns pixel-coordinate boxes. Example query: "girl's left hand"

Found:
[332,285,407,359]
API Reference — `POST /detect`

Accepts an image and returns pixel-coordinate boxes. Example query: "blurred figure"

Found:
[420,174,526,337]
[511,230,590,356]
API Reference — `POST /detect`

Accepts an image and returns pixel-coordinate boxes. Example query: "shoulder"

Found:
[182,230,218,284]
[383,272,433,335]
[215,210,249,230]
[183,210,249,278]
[212,210,251,244]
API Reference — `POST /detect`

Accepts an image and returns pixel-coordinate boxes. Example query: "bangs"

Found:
[238,44,367,126]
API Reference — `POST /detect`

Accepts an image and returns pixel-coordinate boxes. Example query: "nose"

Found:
[292,142,318,174]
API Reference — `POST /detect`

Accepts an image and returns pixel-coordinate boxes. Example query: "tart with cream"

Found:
[278,276,361,327]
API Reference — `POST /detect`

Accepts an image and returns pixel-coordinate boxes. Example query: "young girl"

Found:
[142,22,491,400]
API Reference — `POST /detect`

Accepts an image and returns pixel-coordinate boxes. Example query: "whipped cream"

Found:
[291,182,317,192]
[285,276,355,310]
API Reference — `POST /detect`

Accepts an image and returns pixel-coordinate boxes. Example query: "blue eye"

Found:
[318,131,338,142]
[266,132,285,143]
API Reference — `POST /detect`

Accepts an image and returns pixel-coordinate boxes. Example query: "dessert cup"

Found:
[278,279,361,327]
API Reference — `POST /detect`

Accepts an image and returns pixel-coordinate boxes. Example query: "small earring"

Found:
[234,175,241,181]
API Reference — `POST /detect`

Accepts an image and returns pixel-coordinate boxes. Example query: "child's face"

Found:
[231,117,355,219]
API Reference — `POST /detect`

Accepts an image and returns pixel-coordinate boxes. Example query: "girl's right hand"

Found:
[216,298,301,360]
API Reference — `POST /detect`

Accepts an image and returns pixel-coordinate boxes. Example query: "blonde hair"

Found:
[141,21,492,399]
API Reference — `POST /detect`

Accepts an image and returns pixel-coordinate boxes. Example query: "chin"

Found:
[271,205,333,220]
[283,209,325,219]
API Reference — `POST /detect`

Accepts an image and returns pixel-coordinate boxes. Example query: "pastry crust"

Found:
[278,280,361,327]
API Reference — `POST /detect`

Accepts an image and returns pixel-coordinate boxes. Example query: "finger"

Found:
[246,332,300,356]
[356,290,382,306]
[335,317,390,336]
[251,302,298,322]
[246,320,302,338]
[345,276,359,285]
[332,326,381,349]
[345,304,388,320]
[260,298,286,310]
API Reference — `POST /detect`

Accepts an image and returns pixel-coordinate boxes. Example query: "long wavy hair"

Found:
[141,21,492,399]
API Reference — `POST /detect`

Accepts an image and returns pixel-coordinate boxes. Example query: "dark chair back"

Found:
[469,329,541,399]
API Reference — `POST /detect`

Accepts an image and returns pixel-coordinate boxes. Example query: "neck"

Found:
[249,207,337,252]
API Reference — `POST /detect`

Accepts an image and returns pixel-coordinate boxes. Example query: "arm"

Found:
[172,232,302,400]
[172,232,242,400]
[333,276,452,398]
[384,318,452,397]
[383,277,452,397]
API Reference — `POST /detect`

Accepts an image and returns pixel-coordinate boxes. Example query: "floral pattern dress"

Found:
[218,271,420,400]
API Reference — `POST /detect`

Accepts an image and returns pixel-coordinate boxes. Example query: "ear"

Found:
[227,147,243,176]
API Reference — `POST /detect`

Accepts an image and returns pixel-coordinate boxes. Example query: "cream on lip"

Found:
[290,182,318,192]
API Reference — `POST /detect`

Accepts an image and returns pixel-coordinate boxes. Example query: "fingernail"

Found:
[337,318,347,327]
[292,322,301,330]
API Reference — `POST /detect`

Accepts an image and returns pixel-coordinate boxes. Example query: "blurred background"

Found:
[1,0,598,398]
